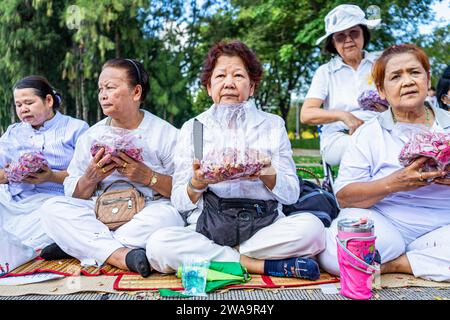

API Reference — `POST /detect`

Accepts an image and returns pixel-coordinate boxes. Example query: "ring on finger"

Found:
[122,162,128,168]
[97,162,102,168]
[102,168,107,174]
[418,170,424,182]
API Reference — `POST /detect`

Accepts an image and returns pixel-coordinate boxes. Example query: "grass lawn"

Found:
[290,138,320,149]
[293,155,339,179]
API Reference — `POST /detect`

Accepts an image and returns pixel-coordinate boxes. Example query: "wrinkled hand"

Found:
[84,147,117,184]
[342,112,364,135]
[110,151,151,185]
[21,165,54,184]
[389,157,446,192]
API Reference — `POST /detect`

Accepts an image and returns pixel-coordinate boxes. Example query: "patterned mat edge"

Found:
[112,273,340,291]
[0,259,137,279]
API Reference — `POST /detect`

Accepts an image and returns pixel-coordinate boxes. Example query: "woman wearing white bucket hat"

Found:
[301,4,383,166]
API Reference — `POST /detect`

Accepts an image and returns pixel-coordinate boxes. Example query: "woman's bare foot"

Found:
[381,254,413,274]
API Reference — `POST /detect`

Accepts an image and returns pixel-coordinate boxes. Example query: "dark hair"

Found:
[201,40,264,90]
[372,44,430,92]
[323,25,371,55]
[13,75,61,111]
[436,65,450,110]
[102,58,149,101]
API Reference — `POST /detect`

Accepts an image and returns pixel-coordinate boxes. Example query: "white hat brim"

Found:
[315,18,381,46]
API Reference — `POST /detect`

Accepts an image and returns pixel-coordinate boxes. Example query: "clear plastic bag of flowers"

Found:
[398,127,450,178]
[89,125,146,163]
[200,102,272,181]
[357,90,389,112]
[3,146,49,183]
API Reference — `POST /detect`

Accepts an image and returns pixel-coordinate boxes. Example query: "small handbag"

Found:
[95,180,145,230]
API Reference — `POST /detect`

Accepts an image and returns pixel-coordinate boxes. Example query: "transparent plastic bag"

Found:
[181,255,210,297]
[89,125,145,162]
[3,147,48,183]
[357,90,389,112]
[200,102,272,181]
[398,128,450,178]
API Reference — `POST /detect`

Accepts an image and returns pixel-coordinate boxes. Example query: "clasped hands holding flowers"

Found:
[84,147,152,185]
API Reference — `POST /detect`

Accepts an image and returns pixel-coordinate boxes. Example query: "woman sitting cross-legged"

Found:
[0,76,88,273]
[146,40,325,280]
[39,59,184,277]
[318,44,450,282]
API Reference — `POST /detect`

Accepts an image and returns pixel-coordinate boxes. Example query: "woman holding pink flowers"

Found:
[39,59,184,277]
[318,44,450,282]
[0,76,88,274]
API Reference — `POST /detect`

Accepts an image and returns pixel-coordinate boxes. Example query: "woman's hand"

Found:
[110,151,152,185]
[387,157,446,192]
[0,169,8,184]
[21,166,54,184]
[341,112,364,135]
[191,159,222,189]
[84,147,116,184]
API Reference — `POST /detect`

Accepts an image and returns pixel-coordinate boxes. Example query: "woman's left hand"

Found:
[110,152,152,185]
[22,166,54,185]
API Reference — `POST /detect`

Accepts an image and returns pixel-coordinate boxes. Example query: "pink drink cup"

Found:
[337,218,378,300]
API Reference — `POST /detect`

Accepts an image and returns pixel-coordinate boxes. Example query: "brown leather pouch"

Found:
[95,180,145,230]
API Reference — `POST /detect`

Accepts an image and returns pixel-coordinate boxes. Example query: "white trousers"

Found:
[40,196,184,267]
[318,208,450,282]
[321,131,350,166]
[147,212,326,273]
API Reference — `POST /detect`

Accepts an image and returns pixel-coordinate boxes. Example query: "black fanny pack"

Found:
[196,191,279,247]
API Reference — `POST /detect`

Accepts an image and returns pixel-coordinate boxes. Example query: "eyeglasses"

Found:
[332,29,362,43]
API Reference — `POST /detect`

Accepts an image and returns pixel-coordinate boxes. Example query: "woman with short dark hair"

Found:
[40,59,184,277]
[0,76,88,274]
[301,4,383,166]
[147,40,325,280]
[436,65,450,111]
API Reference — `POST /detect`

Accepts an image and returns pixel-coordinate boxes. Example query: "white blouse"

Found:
[305,51,380,139]
[171,100,300,225]
[64,110,179,198]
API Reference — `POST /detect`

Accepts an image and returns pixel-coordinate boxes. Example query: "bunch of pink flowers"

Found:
[90,129,144,162]
[4,151,49,182]
[201,148,269,181]
[399,131,450,178]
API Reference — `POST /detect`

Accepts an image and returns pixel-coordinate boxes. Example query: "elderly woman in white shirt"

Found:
[40,59,184,277]
[318,44,450,282]
[147,40,325,280]
[301,4,384,166]
[0,76,88,274]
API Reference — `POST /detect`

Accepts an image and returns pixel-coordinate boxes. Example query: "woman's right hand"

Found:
[84,147,117,184]
[0,168,7,184]
[387,157,446,193]
[191,159,222,190]
[341,112,364,135]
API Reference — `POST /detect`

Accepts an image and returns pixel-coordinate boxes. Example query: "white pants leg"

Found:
[113,199,184,248]
[406,224,450,282]
[321,131,350,166]
[317,208,406,275]
[41,197,184,267]
[147,212,325,273]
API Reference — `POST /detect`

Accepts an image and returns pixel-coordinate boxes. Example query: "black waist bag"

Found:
[282,179,339,227]
[196,191,278,247]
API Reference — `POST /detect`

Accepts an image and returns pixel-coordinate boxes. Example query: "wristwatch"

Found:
[148,171,158,187]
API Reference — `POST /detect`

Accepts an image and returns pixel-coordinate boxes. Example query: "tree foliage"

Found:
[0,0,447,134]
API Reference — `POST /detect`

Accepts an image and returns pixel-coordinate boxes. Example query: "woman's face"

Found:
[14,88,54,129]
[98,67,141,118]
[207,55,255,104]
[332,25,364,62]
[441,88,450,106]
[379,53,429,111]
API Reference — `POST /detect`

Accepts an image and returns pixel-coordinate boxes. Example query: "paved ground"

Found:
[1,287,449,300]
[292,148,321,157]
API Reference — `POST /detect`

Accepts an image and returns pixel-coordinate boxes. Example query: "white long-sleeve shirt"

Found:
[171,100,300,225]
[64,110,179,198]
